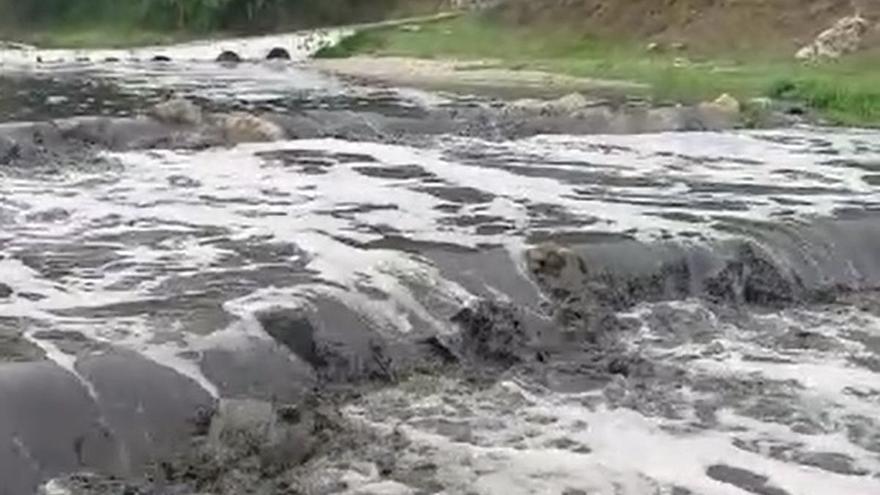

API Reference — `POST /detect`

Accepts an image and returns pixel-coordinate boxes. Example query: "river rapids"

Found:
[1,32,880,495]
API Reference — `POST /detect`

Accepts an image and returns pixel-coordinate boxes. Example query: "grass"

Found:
[19,26,191,49]
[316,15,880,126]
[13,12,459,50]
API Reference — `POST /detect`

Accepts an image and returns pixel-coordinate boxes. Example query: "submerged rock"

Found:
[796,15,871,61]
[0,282,13,298]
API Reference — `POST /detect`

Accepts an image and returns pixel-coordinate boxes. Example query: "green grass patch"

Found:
[20,25,189,49]
[768,76,880,126]
[326,15,880,126]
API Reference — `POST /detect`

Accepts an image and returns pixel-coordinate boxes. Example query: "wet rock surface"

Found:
[0,39,879,495]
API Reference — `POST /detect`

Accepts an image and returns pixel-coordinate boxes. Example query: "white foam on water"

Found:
[0,29,453,107]
[438,129,880,236]
[38,480,73,495]
[345,376,880,495]
[348,376,880,495]
[2,129,879,393]
[0,28,351,66]
[2,130,880,495]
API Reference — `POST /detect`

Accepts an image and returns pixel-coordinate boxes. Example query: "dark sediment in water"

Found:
[1,60,878,494]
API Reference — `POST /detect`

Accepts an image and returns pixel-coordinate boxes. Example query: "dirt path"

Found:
[311,55,647,98]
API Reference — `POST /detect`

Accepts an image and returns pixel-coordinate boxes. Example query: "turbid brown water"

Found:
[1,34,880,495]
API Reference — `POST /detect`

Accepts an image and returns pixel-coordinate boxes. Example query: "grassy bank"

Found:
[20,27,191,49]
[317,16,880,126]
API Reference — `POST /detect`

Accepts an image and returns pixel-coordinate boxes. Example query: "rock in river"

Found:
[213,112,287,143]
[149,98,204,126]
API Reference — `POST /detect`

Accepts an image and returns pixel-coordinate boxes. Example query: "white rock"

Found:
[693,93,742,130]
[551,92,590,113]
[796,15,871,60]
[214,112,287,143]
[712,93,741,114]
[149,98,203,126]
[508,92,590,116]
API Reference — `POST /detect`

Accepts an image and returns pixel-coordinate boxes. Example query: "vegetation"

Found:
[318,16,880,126]
[0,0,409,46]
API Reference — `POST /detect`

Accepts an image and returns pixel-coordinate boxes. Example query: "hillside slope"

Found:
[498,0,880,55]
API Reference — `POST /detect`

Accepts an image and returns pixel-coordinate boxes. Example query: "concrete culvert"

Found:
[151,55,171,62]
[266,47,291,60]
[216,50,242,63]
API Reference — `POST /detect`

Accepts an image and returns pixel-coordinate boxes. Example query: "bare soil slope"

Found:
[499,0,880,55]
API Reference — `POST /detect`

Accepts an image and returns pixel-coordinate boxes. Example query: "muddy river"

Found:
[1,33,880,495]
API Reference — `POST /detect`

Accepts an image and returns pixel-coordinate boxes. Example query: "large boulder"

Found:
[146,99,286,144]
[213,112,287,143]
[796,15,871,61]
[148,98,203,126]
[697,93,741,129]
[710,93,741,114]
